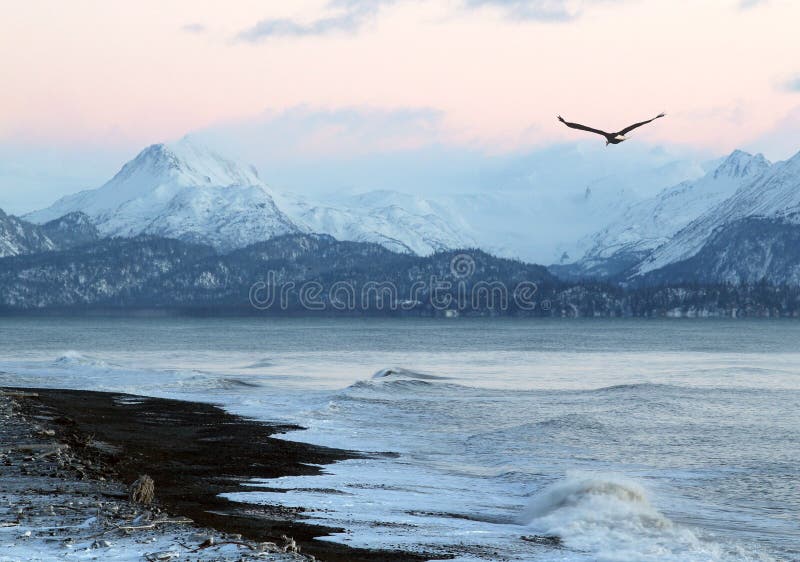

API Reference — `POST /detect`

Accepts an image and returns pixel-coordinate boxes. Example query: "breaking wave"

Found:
[335,367,472,400]
[519,474,775,562]
[53,351,110,368]
[519,474,654,524]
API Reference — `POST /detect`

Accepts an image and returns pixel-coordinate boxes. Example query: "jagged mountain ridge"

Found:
[24,137,713,261]
[26,140,300,253]
[39,212,101,250]
[276,190,477,255]
[0,209,99,258]
[19,137,800,288]
[26,139,476,255]
[563,150,771,279]
[635,217,800,286]
[0,208,55,257]
[632,150,800,278]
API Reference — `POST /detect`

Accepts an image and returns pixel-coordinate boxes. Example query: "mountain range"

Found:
[2,231,798,317]
[555,150,774,280]
[0,209,99,258]
[25,142,299,253]
[25,139,474,256]
[22,137,708,264]
[5,137,800,289]
[0,233,559,313]
[631,150,800,283]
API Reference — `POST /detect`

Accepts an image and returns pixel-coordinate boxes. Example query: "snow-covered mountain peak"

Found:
[23,136,753,263]
[25,138,297,251]
[712,149,770,180]
[113,138,263,192]
[562,148,775,278]
[25,137,487,255]
[629,148,800,278]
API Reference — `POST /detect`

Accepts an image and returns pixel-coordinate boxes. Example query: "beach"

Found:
[0,387,425,562]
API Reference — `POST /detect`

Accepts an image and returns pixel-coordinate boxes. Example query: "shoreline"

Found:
[0,387,428,562]
[3,307,800,319]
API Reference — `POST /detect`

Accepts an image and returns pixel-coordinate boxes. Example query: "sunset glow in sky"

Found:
[1,0,799,211]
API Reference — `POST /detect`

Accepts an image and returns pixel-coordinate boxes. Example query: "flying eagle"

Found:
[557,113,666,145]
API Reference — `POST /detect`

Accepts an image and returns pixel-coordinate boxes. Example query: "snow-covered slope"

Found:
[633,149,800,277]
[0,208,55,257]
[0,209,100,257]
[449,187,643,266]
[568,150,771,278]
[277,190,477,255]
[39,212,100,249]
[434,155,711,266]
[26,139,300,252]
[26,139,476,256]
[283,182,665,263]
[635,217,800,286]
[23,137,726,262]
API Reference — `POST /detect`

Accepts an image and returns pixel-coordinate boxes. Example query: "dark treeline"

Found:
[1,234,800,317]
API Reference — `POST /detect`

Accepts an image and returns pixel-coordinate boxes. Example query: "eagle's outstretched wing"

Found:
[618,113,666,136]
[557,115,609,137]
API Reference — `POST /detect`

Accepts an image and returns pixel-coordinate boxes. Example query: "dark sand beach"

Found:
[1,387,429,562]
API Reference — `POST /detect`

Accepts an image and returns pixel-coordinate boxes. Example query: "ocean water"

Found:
[0,317,798,561]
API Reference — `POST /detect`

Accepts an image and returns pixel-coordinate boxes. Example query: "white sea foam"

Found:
[519,473,782,562]
[53,350,110,368]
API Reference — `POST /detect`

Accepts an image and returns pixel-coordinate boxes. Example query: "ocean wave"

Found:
[467,415,603,444]
[533,414,603,431]
[331,366,464,397]
[588,382,677,393]
[371,367,450,381]
[218,377,263,389]
[518,473,774,562]
[169,373,264,391]
[519,474,653,524]
[242,357,274,369]
[337,375,476,403]
[53,351,110,368]
[347,378,436,392]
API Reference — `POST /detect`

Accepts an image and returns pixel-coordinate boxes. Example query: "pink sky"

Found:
[1,0,798,157]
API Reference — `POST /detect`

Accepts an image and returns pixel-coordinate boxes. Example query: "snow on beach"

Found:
[0,390,313,562]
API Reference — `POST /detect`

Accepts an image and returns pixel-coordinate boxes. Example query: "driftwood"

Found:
[51,504,86,512]
[521,534,563,546]
[280,534,301,553]
[129,474,155,505]
[14,443,67,453]
[88,517,194,539]
[193,538,260,552]
[35,446,67,460]
[117,518,193,532]
[144,551,181,561]
[0,390,39,398]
